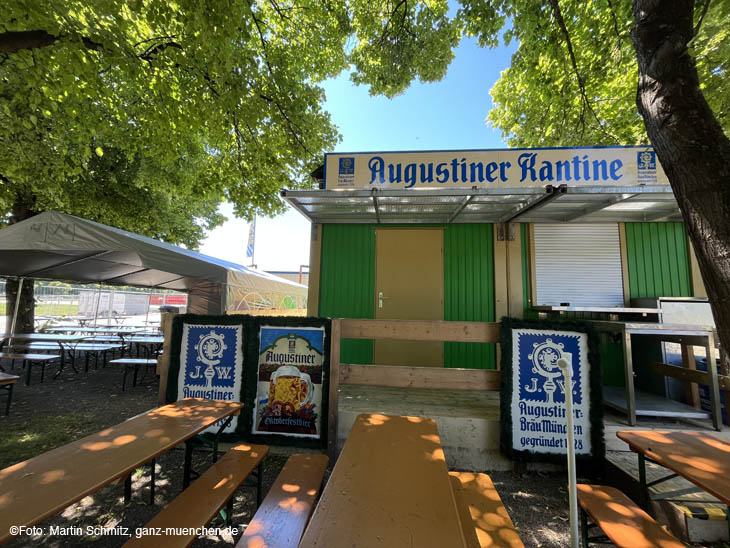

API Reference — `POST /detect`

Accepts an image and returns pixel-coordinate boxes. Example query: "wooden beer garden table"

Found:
[616,430,730,509]
[0,398,243,543]
[298,413,467,548]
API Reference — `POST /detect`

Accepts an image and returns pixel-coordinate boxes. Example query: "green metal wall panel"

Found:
[318,224,375,364]
[625,222,691,298]
[443,224,496,369]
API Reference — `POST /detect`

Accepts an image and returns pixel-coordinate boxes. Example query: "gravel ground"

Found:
[2,358,728,548]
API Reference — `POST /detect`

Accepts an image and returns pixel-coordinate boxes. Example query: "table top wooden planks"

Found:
[617,430,730,505]
[0,398,243,543]
[298,413,467,548]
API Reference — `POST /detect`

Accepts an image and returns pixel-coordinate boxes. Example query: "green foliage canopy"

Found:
[0,0,459,245]
[462,0,730,147]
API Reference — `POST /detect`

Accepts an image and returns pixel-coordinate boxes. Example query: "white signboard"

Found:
[325,146,667,190]
[511,328,592,455]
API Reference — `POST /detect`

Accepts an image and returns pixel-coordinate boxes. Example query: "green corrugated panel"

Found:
[444,224,496,369]
[318,224,375,364]
[625,222,691,298]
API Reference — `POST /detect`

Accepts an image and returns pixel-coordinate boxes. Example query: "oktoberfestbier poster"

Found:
[252,326,325,439]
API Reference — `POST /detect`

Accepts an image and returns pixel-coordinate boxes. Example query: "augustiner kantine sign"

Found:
[324,146,668,190]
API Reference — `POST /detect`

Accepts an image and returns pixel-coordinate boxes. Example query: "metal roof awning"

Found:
[281,185,682,224]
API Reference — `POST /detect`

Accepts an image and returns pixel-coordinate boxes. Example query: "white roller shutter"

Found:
[534,224,624,307]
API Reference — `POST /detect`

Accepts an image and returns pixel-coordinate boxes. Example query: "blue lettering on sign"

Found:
[517,333,582,405]
[184,326,239,388]
[366,152,625,187]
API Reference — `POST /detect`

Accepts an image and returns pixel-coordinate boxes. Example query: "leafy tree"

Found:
[465,0,730,371]
[1,0,459,331]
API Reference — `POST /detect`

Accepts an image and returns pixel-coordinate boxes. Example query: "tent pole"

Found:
[8,277,25,344]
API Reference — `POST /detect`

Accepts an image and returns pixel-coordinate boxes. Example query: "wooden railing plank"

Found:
[340,363,501,391]
[340,319,501,343]
[651,362,730,391]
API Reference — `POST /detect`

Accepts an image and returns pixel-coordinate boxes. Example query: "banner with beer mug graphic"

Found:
[252,326,325,438]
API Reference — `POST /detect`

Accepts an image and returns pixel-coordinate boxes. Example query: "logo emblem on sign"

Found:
[637,150,656,170]
[195,330,227,366]
[525,338,575,404]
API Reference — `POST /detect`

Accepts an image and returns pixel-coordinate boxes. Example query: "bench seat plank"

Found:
[449,472,524,548]
[123,443,269,548]
[0,372,20,385]
[577,484,684,548]
[0,353,59,361]
[237,453,328,548]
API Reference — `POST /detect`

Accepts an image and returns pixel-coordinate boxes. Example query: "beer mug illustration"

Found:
[268,365,314,416]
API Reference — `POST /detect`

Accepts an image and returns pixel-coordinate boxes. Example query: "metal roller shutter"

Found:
[534,224,624,307]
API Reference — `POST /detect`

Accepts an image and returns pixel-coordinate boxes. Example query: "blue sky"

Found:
[199,36,517,271]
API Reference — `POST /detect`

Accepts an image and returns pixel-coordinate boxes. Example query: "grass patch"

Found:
[0,412,102,469]
[0,303,79,316]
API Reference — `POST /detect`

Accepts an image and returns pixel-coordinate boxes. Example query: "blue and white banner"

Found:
[177,323,244,433]
[511,329,591,455]
[246,218,256,259]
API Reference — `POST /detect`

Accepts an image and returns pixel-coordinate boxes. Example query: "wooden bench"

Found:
[123,443,269,548]
[448,471,525,548]
[0,352,60,385]
[0,372,20,415]
[109,358,158,390]
[577,484,685,548]
[237,453,329,548]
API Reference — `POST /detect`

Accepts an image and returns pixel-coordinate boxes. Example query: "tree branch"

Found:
[0,30,104,53]
[693,0,711,37]
[547,0,620,143]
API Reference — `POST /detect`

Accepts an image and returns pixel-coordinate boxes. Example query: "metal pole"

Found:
[558,357,579,548]
[8,277,25,342]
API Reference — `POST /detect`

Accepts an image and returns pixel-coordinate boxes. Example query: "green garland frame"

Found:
[499,316,605,467]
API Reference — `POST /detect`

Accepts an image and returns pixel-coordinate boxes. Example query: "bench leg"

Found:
[149,458,156,505]
[122,366,129,391]
[40,362,45,383]
[580,508,589,547]
[638,453,648,510]
[183,440,194,490]
[124,473,132,504]
[24,360,31,386]
[132,366,139,387]
[257,461,263,508]
[4,384,12,415]
[226,498,233,527]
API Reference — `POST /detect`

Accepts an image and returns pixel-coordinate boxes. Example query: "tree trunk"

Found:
[3,199,36,335]
[632,0,730,375]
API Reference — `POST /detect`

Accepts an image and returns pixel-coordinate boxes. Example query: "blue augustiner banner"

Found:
[511,328,592,455]
[177,324,244,433]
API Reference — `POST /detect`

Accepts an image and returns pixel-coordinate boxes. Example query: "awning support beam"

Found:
[448,192,476,223]
[372,191,381,224]
[499,185,567,224]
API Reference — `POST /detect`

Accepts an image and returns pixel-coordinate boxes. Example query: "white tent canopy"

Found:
[0,211,307,314]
